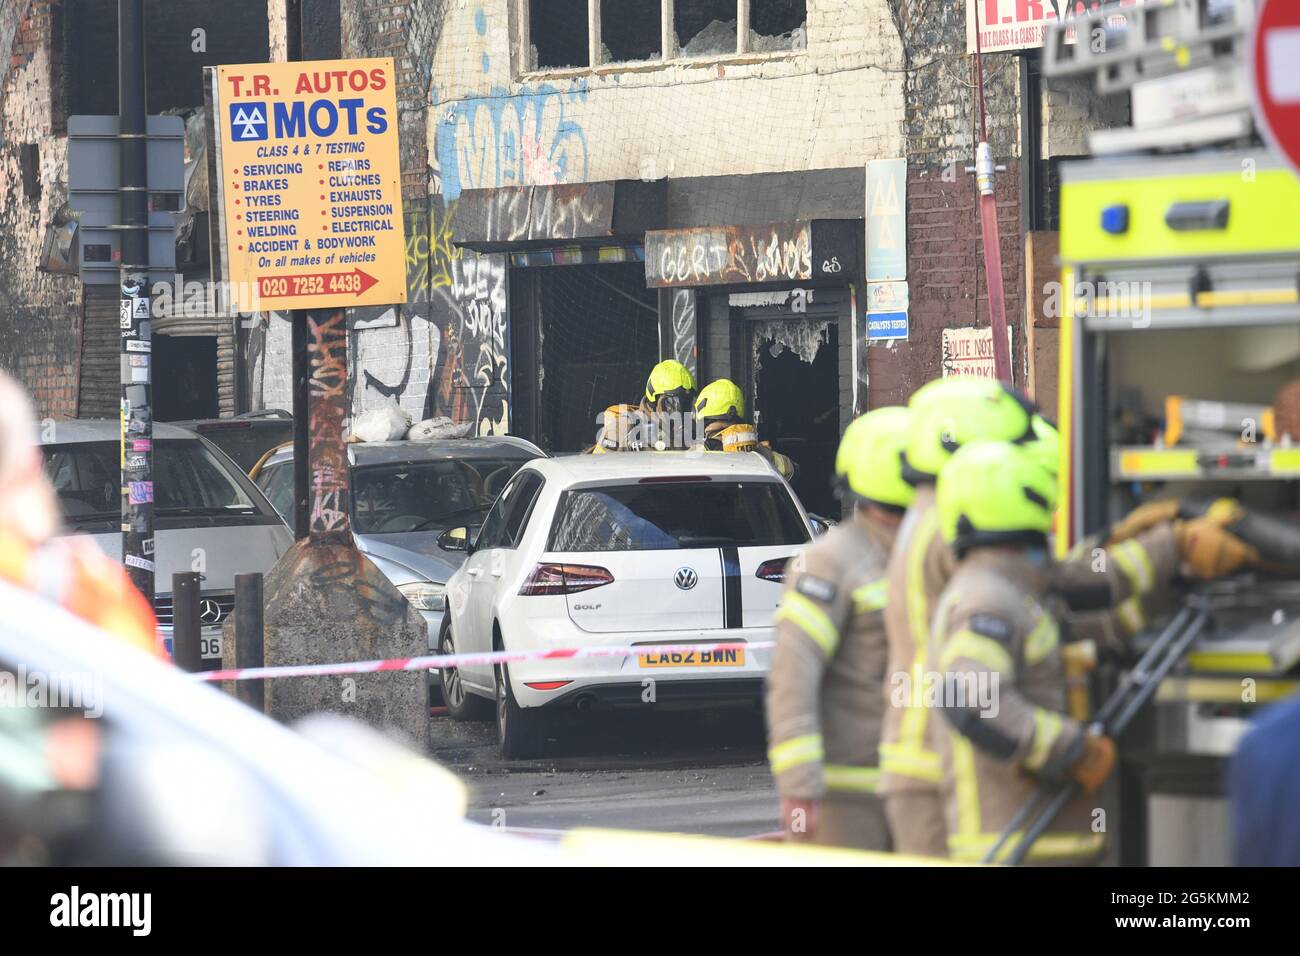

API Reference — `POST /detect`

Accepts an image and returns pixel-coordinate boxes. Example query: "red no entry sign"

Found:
[1252,0,1300,179]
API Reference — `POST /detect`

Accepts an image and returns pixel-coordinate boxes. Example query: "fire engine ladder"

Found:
[980,599,1213,866]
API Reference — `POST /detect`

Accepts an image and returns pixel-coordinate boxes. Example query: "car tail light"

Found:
[519,563,614,596]
[524,680,573,691]
[755,558,789,583]
[637,475,712,483]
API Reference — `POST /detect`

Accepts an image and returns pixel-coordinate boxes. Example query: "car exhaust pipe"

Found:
[574,694,597,713]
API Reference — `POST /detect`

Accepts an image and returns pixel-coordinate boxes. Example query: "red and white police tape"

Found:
[190,640,776,683]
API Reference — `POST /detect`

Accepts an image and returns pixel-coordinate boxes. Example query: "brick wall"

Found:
[0,0,83,421]
[1041,72,1128,158]
[868,0,1024,407]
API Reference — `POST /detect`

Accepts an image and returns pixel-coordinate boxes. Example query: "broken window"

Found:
[751,0,806,52]
[676,0,737,57]
[601,0,662,63]
[530,0,589,69]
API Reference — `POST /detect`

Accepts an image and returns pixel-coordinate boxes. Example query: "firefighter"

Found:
[586,403,644,454]
[693,378,797,480]
[929,439,1113,864]
[880,377,1038,856]
[641,360,696,451]
[881,381,1253,856]
[642,359,696,415]
[766,406,914,849]
[0,372,163,658]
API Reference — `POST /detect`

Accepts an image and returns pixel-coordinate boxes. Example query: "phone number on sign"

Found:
[258,273,362,297]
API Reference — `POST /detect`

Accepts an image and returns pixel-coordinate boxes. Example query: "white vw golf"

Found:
[436,452,814,757]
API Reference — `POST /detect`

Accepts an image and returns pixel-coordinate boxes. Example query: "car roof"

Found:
[521,450,782,486]
[40,419,201,443]
[260,435,545,469]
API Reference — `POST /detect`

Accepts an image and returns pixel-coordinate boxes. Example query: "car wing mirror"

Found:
[808,515,833,537]
[438,526,471,552]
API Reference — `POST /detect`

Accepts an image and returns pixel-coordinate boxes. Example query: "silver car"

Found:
[39,421,293,663]
[254,437,544,650]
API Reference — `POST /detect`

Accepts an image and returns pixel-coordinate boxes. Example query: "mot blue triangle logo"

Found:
[229,102,268,141]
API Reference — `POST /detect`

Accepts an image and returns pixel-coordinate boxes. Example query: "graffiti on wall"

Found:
[434,81,590,202]
[646,223,814,288]
[671,289,697,382]
[350,198,510,435]
[432,252,509,435]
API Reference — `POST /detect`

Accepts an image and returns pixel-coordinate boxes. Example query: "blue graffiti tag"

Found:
[434,82,589,201]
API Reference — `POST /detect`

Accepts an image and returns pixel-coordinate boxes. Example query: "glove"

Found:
[1174,517,1259,579]
[780,797,820,842]
[1070,733,1116,795]
[1105,499,1180,546]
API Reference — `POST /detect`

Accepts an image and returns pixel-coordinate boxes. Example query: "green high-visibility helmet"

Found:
[645,360,697,406]
[694,378,745,423]
[835,407,916,510]
[903,378,1035,482]
[937,440,1058,554]
[1023,413,1061,479]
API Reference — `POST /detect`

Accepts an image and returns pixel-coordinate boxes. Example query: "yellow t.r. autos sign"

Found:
[215,57,406,311]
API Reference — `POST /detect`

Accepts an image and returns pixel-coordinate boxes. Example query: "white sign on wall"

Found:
[941,326,1014,380]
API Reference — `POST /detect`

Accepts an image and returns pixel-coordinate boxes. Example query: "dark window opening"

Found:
[534,262,660,453]
[601,0,661,63]
[676,0,737,57]
[63,0,270,115]
[20,145,41,201]
[530,0,590,69]
[152,334,219,422]
[751,0,806,51]
[753,320,840,517]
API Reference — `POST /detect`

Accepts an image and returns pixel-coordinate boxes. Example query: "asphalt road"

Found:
[428,705,780,837]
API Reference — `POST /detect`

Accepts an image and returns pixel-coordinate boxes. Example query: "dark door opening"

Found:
[753,321,840,517]
[533,262,660,453]
[153,334,219,421]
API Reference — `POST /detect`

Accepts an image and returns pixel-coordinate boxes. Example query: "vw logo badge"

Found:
[199,599,223,625]
[674,567,698,591]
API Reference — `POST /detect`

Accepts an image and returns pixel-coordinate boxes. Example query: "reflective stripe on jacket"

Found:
[765,511,895,803]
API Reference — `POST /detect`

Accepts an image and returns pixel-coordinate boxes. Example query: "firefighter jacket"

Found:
[929,547,1101,864]
[701,420,798,481]
[766,509,896,801]
[880,485,951,794]
[880,491,1180,795]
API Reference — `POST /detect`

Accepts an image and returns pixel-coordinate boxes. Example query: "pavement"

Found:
[428,706,779,837]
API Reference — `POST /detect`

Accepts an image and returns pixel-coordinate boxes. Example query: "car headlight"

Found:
[396,582,446,611]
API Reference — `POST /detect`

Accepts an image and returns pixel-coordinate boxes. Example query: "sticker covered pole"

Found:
[118,0,154,604]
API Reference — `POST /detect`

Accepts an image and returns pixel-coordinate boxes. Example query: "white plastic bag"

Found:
[407,416,474,441]
[350,397,412,442]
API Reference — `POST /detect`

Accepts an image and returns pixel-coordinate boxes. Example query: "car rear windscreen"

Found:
[548,481,810,552]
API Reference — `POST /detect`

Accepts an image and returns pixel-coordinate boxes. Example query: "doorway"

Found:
[153,334,219,421]
[752,320,840,517]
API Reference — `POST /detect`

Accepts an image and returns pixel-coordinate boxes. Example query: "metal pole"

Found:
[119,0,154,604]
[972,15,1013,386]
[172,572,202,672]
[292,313,310,538]
[234,573,265,711]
